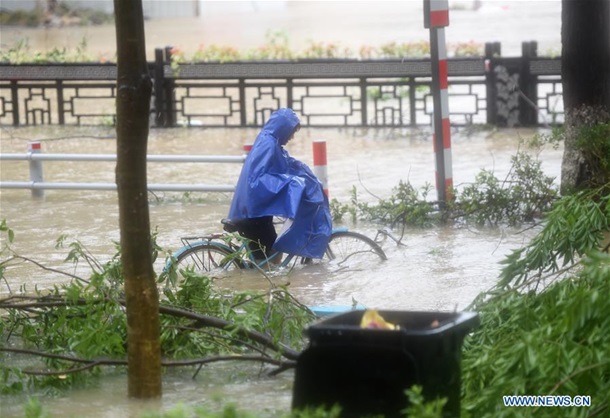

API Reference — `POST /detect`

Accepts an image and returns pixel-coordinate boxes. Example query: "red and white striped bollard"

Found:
[424,0,453,203]
[312,140,329,198]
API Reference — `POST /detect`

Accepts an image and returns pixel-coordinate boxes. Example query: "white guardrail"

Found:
[0,142,247,198]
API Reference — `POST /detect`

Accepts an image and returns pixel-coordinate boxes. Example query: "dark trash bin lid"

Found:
[305,309,479,341]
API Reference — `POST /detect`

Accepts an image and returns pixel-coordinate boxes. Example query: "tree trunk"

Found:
[560,0,610,194]
[114,0,161,398]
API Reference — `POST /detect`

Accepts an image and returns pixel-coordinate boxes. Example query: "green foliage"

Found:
[1,232,314,394]
[377,41,431,58]
[0,218,15,246]
[462,251,610,418]
[158,270,314,359]
[0,235,128,393]
[330,181,437,227]
[24,397,51,418]
[498,187,609,288]
[0,38,94,63]
[357,181,437,227]
[329,194,356,224]
[142,401,342,418]
[246,30,294,60]
[461,184,610,418]
[451,41,484,57]
[140,402,261,418]
[0,34,483,63]
[455,151,557,226]
[1,219,16,294]
[403,385,446,418]
[301,41,352,60]
[331,149,557,228]
[526,126,564,150]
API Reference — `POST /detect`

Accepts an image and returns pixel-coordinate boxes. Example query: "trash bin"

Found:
[292,310,479,418]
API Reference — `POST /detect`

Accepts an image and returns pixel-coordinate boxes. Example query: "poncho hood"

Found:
[261,107,301,145]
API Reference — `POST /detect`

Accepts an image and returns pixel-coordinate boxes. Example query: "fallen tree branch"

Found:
[10,254,90,285]
[157,304,301,360]
[0,295,301,361]
[0,347,295,376]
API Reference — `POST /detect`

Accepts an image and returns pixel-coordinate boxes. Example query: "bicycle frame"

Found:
[166,226,386,278]
[171,228,351,272]
[175,233,313,271]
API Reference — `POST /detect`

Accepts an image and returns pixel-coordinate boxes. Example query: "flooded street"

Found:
[0,125,563,417]
[0,125,563,309]
[0,123,563,416]
[0,1,564,416]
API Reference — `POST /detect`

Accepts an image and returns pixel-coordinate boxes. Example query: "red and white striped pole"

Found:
[312,140,329,198]
[424,0,453,204]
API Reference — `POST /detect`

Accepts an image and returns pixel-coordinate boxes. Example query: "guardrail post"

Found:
[28,141,44,198]
[312,140,329,198]
[519,41,538,126]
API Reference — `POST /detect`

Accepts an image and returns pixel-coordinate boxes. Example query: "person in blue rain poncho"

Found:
[227,108,332,261]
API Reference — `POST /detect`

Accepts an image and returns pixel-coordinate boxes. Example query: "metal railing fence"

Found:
[0,142,247,197]
[0,41,562,128]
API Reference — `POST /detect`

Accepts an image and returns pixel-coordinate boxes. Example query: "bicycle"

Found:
[164,218,387,279]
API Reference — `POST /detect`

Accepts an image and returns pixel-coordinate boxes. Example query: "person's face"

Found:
[287,124,300,143]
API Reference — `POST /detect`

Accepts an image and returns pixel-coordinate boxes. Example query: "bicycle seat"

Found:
[221,218,239,233]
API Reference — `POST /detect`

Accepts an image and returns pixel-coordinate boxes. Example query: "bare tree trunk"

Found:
[114,0,161,398]
[560,0,610,194]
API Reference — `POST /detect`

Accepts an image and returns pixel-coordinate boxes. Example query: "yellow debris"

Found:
[360,310,399,330]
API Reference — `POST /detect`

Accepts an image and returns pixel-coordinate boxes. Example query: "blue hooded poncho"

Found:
[228,108,332,259]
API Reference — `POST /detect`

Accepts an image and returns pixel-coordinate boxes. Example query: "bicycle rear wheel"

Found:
[324,230,387,268]
[170,242,242,278]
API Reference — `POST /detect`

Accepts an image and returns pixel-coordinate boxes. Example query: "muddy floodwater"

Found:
[0,124,563,417]
[0,125,563,308]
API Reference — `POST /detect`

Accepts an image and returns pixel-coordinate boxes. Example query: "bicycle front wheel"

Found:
[171,242,242,278]
[324,230,387,268]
